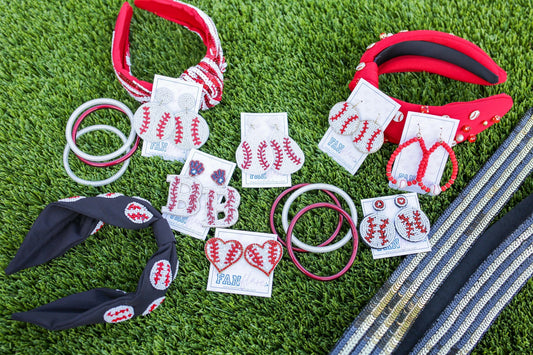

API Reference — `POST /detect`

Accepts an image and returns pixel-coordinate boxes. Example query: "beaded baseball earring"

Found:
[172,93,210,150]
[267,124,305,175]
[132,87,175,142]
[393,195,430,242]
[235,122,274,175]
[386,127,458,195]
[359,198,395,249]
[328,101,361,135]
[352,114,385,154]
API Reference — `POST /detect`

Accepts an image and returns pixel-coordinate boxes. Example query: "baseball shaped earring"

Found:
[172,93,210,150]
[132,87,175,142]
[328,101,361,135]
[235,123,274,175]
[393,195,430,242]
[352,116,384,154]
[359,199,395,249]
[268,124,305,175]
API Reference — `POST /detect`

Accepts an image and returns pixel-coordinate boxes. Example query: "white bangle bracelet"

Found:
[63,125,131,186]
[281,183,358,253]
[65,98,135,162]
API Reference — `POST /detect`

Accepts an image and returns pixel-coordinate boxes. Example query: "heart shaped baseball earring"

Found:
[205,238,244,273]
[172,93,210,150]
[393,195,430,242]
[328,101,361,135]
[359,198,395,249]
[132,87,175,142]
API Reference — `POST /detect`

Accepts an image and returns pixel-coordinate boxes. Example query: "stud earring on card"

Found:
[205,238,243,273]
[244,240,283,276]
[189,160,205,177]
[328,100,361,135]
[393,195,430,242]
[359,198,395,249]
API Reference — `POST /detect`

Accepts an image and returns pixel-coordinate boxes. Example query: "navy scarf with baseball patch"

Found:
[5,194,178,330]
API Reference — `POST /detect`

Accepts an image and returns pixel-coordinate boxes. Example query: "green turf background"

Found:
[0,0,531,353]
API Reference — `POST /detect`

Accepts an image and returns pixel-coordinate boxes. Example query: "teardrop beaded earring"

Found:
[386,126,459,195]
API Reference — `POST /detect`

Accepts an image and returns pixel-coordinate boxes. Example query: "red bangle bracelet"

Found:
[112,0,226,110]
[349,30,513,144]
[72,104,141,167]
[270,183,344,253]
[285,202,359,281]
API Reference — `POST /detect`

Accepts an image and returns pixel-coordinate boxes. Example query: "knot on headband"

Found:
[112,0,226,110]
[5,193,178,330]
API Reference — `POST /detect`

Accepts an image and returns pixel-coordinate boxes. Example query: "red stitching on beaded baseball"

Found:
[244,241,283,276]
[125,202,153,224]
[340,114,359,135]
[150,260,172,290]
[398,214,414,238]
[283,137,302,165]
[167,176,181,211]
[140,106,151,135]
[412,210,428,233]
[204,238,244,273]
[223,188,236,223]
[378,218,390,246]
[206,190,216,225]
[156,112,170,140]
[174,115,184,144]
[353,120,369,143]
[270,139,283,170]
[330,102,349,121]
[257,140,271,171]
[191,116,201,146]
[365,216,376,243]
[186,182,201,214]
[367,128,382,152]
[104,306,134,323]
[240,141,253,170]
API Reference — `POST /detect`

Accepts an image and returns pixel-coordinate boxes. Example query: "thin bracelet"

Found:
[285,202,358,281]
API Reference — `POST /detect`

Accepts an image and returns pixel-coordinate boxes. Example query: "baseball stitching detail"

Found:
[330,102,349,121]
[283,137,301,165]
[140,106,151,135]
[353,120,369,143]
[156,112,170,139]
[240,141,253,170]
[270,139,283,170]
[257,140,271,170]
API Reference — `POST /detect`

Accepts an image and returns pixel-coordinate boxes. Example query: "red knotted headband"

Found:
[350,30,513,144]
[112,0,226,110]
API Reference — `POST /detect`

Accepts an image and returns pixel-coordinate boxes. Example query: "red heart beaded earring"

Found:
[386,126,458,195]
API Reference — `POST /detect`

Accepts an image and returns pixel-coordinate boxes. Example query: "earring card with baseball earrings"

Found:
[236,112,305,188]
[206,229,280,297]
[141,74,204,161]
[162,149,237,240]
[318,78,401,174]
[361,193,431,259]
[388,112,459,196]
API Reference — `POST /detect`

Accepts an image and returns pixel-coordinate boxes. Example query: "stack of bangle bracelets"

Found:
[270,183,359,281]
[63,98,140,186]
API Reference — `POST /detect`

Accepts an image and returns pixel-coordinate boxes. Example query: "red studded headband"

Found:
[112,0,226,110]
[350,30,513,144]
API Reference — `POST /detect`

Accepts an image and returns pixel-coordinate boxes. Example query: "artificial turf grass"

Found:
[1,0,532,353]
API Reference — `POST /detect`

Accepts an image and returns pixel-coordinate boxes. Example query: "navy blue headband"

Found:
[5,193,178,330]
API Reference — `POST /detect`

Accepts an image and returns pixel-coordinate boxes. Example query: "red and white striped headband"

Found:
[112,0,226,110]
[350,30,513,144]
